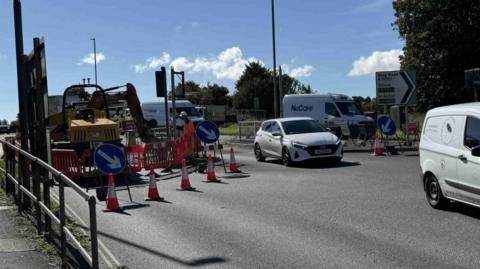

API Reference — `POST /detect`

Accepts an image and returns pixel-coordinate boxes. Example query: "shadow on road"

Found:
[441,202,480,220]
[266,159,360,169]
[75,223,228,267]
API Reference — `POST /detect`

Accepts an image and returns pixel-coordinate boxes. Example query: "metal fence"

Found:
[238,121,262,141]
[0,138,98,269]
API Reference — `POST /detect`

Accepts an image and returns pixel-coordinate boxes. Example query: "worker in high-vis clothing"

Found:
[180,111,196,154]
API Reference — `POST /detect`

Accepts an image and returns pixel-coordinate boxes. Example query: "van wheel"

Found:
[425,175,448,209]
[254,143,265,162]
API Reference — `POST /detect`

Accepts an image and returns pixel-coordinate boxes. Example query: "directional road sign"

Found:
[94,143,127,175]
[376,70,416,106]
[196,120,220,144]
[378,116,396,136]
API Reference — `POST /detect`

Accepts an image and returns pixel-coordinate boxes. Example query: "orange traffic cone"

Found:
[229,147,240,173]
[206,154,220,182]
[145,167,163,201]
[105,173,120,211]
[372,133,384,156]
[179,159,196,191]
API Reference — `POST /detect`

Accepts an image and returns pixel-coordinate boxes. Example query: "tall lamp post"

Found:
[90,38,98,85]
[271,0,278,118]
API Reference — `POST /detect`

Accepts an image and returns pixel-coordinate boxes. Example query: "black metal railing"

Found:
[0,138,98,269]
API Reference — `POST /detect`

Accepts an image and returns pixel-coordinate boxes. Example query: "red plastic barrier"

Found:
[143,141,175,169]
[51,149,82,179]
[125,144,144,172]
[80,148,98,178]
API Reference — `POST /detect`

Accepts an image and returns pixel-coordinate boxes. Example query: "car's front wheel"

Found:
[282,147,293,167]
[254,143,266,162]
[425,174,448,209]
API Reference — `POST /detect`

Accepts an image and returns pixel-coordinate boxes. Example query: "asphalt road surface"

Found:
[59,148,480,269]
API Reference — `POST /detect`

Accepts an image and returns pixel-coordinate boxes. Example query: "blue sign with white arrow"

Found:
[94,143,127,175]
[378,116,397,136]
[196,121,220,144]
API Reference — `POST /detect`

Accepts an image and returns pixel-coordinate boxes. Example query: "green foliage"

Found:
[393,0,480,111]
[219,124,239,136]
[175,81,231,106]
[233,61,314,116]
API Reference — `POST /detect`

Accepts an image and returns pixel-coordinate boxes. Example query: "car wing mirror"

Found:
[471,145,480,157]
[271,131,283,137]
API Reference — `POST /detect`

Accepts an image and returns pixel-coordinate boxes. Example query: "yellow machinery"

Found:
[49,84,121,145]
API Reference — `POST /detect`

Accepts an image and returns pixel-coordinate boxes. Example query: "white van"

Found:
[142,100,204,127]
[282,94,374,137]
[420,103,480,209]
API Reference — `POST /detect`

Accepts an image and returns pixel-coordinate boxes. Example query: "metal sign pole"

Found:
[405,106,409,146]
[170,66,177,141]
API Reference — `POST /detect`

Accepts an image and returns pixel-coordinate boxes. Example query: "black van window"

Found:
[325,103,340,117]
[464,117,480,148]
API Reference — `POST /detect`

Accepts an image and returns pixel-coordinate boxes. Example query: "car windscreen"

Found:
[281,120,326,135]
[335,102,363,115]
[175,107,200,117]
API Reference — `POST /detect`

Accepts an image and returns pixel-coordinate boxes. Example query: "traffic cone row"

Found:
[372,133,384,156]
[105,173,120,211]
[229,147,240,173]
[105,147,243,211]
[145,167,163,201]
[180,159,195,191]
[206,154,220,182]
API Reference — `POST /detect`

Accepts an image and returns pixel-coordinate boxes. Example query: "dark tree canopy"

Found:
[393,0,480,111]
[233,61,314,115]
[175,81,230,106]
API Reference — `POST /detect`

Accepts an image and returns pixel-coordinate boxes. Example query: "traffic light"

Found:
[155,67,167,97]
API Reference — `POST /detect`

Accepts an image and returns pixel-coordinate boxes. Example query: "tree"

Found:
[233,61,314,115]
[393,0,480,111]
[174,81,230,106]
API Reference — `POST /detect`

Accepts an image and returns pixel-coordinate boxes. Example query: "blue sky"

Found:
[0,0,403,121]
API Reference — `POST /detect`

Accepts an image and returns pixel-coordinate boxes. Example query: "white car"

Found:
[254,117,343,166]
[420,103,480,209]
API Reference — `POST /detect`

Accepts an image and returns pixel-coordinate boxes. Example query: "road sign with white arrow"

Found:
[196,120,220,144]
[377,116,397,136]
[376,70,416,106]
[94,143,127,175]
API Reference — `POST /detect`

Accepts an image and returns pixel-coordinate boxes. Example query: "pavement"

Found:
[54,148,480,269]
[0,193,55,269]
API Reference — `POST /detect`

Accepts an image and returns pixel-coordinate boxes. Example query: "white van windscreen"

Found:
[335,102,363,116]
[175,107,200,117]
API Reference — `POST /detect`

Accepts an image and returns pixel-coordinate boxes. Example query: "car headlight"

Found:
[335,138,342,145]
[292,141,308,149]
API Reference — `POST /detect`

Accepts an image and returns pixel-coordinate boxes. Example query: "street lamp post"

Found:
[271,0,278,118]
[90,38,98,85]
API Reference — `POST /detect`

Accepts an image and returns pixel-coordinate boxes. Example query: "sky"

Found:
[0,0,404,121]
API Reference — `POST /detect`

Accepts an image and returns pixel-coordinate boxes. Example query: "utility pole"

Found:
[90,38,97,85]
[271,0,278,118]
[13,0,30,209]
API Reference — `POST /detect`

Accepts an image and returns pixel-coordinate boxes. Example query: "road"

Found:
[59,148,480,269]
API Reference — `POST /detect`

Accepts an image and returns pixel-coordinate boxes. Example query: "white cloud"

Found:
[134,52,171,73]
[170,47,262,80]
[290,56,299,63]
[191,21,200,28]
[80,53,105,65]
[281,64,315,78]
[354,0,390,13]
[348,49,403,77]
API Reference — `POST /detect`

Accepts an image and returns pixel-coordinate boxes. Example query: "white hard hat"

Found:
[180,111,188,118]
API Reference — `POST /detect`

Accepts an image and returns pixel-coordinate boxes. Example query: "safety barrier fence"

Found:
[0,138,99,269]
[51,133,202,178]
[238,121,262,141]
